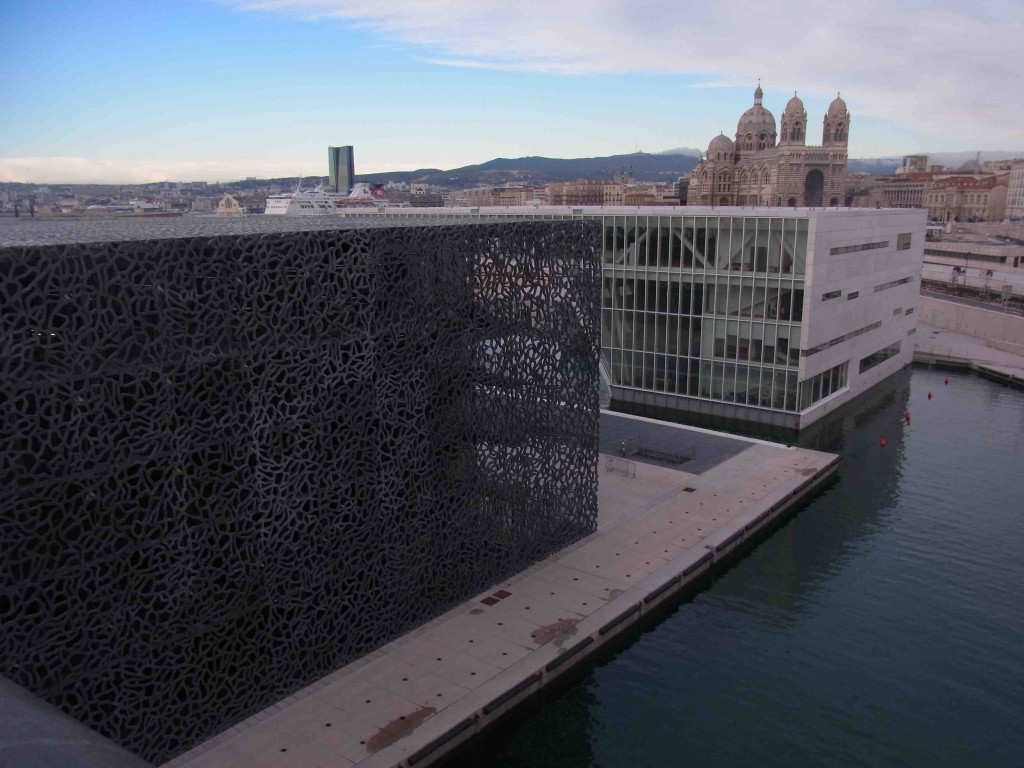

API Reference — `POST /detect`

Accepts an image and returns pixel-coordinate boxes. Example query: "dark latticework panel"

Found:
[0,221,600,763]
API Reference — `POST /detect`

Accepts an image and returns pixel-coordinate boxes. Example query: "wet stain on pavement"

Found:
[531,618,579,648]
[365,706,437,752]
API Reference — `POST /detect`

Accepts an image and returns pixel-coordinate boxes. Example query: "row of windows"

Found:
[802,321,882,357]
[830,241,889,256]
[604,217,809,275]
[859,341,902,374]
[923,249,1007,264]
[799,361,849,410]
[602,316,802,367]
[874,276,914,292]
[606,354,856,414]
[605,351,802,411]
[822,290,841,301]
[603,278,805,322]
[897,233,913,250]
[847,291,859,300]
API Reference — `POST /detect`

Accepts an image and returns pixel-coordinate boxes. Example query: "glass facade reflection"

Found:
[601,214,809,412]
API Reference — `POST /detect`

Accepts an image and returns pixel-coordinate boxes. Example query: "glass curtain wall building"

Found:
[338,207,925,433]
[328,145,354,194]
[601,214,810,419]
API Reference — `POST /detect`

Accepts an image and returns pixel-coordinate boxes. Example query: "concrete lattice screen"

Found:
[0,220,600,762]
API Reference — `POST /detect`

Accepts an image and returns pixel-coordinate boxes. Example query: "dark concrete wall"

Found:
[0,221,600,762]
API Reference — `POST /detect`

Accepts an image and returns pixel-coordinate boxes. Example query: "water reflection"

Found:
[458,367,1024,767]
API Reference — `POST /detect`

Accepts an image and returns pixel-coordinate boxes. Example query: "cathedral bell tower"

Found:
[822,93,850,146]
[780,92,807,145]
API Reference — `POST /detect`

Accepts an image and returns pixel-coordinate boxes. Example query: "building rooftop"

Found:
[0,214,581,248]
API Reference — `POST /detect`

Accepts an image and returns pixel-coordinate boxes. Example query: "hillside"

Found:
[354,152,700,188]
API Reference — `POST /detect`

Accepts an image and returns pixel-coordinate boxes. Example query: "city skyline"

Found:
[2,0,1022,184]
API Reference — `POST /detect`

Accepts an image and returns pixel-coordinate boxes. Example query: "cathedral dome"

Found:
[707,133,735,160]
[784,93,805,114]
[737,85,777,140]
[737,105,776,136]
[828,94,848,116]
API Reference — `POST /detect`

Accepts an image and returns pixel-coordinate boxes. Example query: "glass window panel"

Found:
[654,314,668,353]
[750,322,764,364]
[603,276,614,309]
[791,288,804,322]
[794,219,808,274]
[645,278,658,312]
[627,220,641,267]
[642,352,655,389]
[668,280,681,314]
[705,217,719,268]
[726,319,740,358]
[785,371,799,410]
[666,315,680,355]
[768,218,782,273]
[782,218,796,274]
[669,218,683,268]
[654,354,668,392]
[689,318,702,357]
[694,218,707,269]
[682,219,696,268]
[639,219,652,268]
[676,357,689,395]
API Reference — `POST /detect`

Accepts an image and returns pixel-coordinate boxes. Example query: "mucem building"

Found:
[345,206,925,433]
[0,216,600,762]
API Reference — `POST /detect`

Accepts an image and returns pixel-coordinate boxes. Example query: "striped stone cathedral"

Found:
[691,84,850,208]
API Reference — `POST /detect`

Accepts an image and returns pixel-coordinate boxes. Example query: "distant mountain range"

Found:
[324,148,1024,190]
[353,152,700,188]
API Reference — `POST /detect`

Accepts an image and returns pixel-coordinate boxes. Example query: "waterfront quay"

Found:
[166,413,838,768]
[914,323,1024,389]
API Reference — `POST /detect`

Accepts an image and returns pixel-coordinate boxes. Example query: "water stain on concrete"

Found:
[530,618,579,648]
[365,706,437,752]
[470,608,485,615]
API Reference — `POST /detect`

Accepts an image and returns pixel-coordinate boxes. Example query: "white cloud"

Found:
[227,0,1024,146]
[0,157,328,184]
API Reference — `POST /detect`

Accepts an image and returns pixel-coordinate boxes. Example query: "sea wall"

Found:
[917,296,1024,351]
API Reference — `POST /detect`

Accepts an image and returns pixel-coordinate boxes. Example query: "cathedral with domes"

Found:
[690,84,850,207]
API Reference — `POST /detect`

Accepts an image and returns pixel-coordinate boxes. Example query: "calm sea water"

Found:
[454,367,1024,767]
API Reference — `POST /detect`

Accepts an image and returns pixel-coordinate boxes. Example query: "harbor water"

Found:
[453,366,1024,767]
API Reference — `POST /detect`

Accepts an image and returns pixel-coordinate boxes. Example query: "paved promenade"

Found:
[165,414,838,768]
[914,323,1024,388]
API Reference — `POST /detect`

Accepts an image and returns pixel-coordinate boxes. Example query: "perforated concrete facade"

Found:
[0,218,600,762]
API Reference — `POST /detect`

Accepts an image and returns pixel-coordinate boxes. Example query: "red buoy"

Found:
[880,438,887,447]
[928,391,933,400]
[905,412,911,423]
[944,377,949,385]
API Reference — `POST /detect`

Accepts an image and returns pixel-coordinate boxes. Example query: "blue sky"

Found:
[1,0,1020,183]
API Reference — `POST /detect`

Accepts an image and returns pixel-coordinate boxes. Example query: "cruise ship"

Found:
[264,182,408,215]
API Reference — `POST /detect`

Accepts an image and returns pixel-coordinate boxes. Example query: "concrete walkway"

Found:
[164,414,837,768]
[914,323,1024,374]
